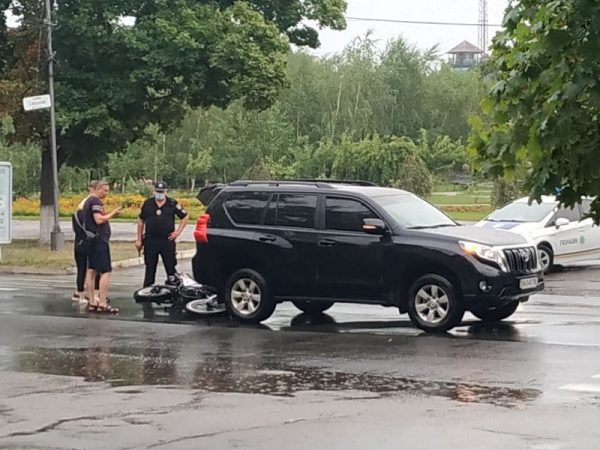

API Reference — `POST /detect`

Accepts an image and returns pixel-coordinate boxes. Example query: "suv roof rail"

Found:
[290,179,378,187]
[228,179,378,188]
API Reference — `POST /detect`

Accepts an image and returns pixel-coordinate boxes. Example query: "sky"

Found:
[311,0,510,56]
[4,0,510,56]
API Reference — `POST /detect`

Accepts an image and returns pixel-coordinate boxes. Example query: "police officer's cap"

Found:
[154,181,168,192]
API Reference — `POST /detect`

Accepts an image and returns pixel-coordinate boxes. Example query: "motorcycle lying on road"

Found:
[133,273,226,318]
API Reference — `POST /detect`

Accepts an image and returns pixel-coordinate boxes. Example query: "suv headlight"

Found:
[459,241,508,272]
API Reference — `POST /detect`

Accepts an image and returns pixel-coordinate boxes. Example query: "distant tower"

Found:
[478,0,488,55]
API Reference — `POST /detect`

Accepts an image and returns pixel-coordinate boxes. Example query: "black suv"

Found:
[192,180,544,332]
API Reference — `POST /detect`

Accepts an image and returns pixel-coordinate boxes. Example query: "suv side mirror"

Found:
[362,218,387,235]
[555,217,570,228]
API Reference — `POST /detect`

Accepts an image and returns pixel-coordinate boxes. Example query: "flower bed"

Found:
[439,204,493,213]
[13,194,205,220]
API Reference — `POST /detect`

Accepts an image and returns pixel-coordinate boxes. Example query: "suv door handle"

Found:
[579,227,587,232]
[319,239,336,247]
[258,234,277,242]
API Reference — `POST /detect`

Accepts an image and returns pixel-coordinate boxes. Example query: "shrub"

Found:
[491,178,523,208]
[394,155,432,197]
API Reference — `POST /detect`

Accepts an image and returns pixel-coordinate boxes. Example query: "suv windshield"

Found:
[486,201,555,223]
[373,194,455,229]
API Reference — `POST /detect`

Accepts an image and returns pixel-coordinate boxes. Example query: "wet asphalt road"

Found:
[1,263,600,449]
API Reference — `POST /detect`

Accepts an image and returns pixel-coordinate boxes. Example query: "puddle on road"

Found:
[9,346,540,408]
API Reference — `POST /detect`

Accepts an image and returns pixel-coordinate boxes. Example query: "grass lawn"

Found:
[428,193,492,205]
[0,240,195,269]
[446,210,491,222]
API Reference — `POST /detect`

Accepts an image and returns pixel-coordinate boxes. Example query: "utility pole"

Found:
[478,0,488,55]
[45,0,64,250]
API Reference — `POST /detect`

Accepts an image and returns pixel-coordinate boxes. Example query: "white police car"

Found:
[475,196,598,273]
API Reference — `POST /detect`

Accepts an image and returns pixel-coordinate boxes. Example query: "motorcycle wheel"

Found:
[134,286,172,303]
[185,295,227,316]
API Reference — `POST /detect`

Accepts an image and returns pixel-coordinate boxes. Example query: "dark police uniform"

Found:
[139,193,188,287]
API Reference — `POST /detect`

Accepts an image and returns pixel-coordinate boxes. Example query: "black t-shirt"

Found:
[72,196,90,241]
[84,196,111,241]
[140,197,188,239]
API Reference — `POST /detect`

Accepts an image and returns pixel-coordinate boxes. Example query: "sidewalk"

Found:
[11,220,196,242]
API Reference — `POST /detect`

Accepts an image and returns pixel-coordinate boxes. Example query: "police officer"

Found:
[136,182,189,287]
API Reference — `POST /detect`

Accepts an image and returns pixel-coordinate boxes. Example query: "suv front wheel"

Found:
[225,269,275,323]
[407,274,465,333]
[471,301,519,322]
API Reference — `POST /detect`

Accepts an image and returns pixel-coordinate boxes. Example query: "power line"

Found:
[345,16,503,28]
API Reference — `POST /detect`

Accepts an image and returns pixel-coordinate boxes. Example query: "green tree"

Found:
[1,0,346,241]
[470,0,600,218]
[0,115,41,196]
[423,64,482,141]
[186,149,213,192]
[379,39,436,138]
[332,134,419,186]
[417,129,468,178]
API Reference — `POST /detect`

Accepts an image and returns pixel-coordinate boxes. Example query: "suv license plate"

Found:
[519,277,538,290]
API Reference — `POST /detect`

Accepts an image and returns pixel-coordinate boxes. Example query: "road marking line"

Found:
[540,341,600,349]
[592,374,600,380]
[560,384,600,393]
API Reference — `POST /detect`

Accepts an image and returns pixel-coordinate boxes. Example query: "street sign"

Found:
[0,162,12,244]
[22,94,52,111]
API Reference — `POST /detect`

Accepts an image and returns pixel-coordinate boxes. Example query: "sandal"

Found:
[87,302,99,312]
[71,293,88,303]
[95,305,119,314]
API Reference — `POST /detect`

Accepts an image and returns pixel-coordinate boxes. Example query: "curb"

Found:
[0,266,72,275]
[0,249,196,276]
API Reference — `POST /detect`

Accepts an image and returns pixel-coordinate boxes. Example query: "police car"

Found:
[475,196,598,273]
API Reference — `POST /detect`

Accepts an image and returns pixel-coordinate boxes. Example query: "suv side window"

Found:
[223,192,270,225]
[555,205,581,223]
[265,194,317,228]
[325,197,377,232]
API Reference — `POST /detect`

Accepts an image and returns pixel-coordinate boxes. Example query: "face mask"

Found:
[155,192,166,201]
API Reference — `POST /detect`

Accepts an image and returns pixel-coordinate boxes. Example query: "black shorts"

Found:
[88,239,112,273]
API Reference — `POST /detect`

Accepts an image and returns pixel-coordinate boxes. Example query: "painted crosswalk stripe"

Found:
[560,383,600,393]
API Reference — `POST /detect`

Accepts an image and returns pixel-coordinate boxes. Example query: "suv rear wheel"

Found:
[225,269,275,323]
[407,274,465,332]
[292,300,334,315]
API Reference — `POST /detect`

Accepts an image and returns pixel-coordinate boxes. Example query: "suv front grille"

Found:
[503,247,538,274]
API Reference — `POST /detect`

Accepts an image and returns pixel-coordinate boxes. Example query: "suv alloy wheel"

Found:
[224,269,276,323]
[407,274,465,332]
[537,244,554,274]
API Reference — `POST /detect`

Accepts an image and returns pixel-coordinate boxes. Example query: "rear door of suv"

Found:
[198,190,270,287]
[317,195,388,301]
[257,192,321,298]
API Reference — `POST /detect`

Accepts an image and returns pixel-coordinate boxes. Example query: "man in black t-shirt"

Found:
[84,180,122,313]
[136,182,189,287]
[71,180,100,302]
